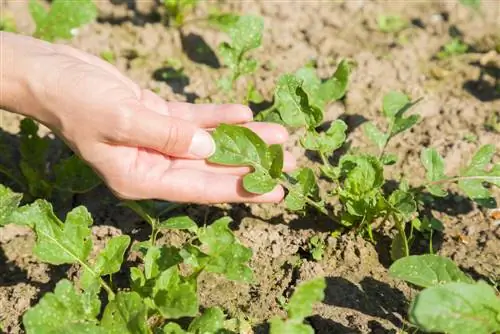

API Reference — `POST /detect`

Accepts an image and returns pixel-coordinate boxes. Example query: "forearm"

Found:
[0,32,55,120]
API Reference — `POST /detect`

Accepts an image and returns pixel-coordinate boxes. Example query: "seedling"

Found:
[164,0,200,27]
[308,235,326,261]
[377,14,409,33]
[269,278,326,333]
[217,15,264,102]
[0,118,101,202]
[390,255,500,333]
[29,0,97,42]
[437,38,469,59]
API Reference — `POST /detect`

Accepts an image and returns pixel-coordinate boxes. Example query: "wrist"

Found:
[0,32,57,124]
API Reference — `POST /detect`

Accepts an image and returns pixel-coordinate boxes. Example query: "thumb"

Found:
[112,100,215,158]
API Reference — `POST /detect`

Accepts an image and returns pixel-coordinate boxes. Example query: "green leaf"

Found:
[144,246,182,280]
[207,12,240,32]
[392,114,420,136]
[159,216,197,232]
[421,148,448,197]
[23,279,103,333]
[459,0,481,9]
[287,278,326,320]
[29,202,93,265]
[81,235,131,289]
[208,124,283,194]
[362,122,388,151]
[409,281,500,333]
[377,15,408,33]
[163,323,187,334]
[389,255,474,288]
[101,292,150,334]
[383,91,410,118]
[458,144,500,200]
[301,120,347,154]
[197,217,254,282]
[153,267,199,319]
[390,230,408,261]
[269,318,314,334]
[0,185,23,226]
[317,59,351,103]
[389,190,416,221]
[380,153,397,165]
[188,307,225,333]
[340,155,384,195]
[285,168,319,211]
[227,15,263,55]
[274,74,323,128]
[30,0,97,42]
[54,155,101,193]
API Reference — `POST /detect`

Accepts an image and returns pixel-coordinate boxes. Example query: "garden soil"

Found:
[1,0,499,333]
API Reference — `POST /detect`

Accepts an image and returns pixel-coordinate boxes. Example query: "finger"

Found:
[241,122,289,144]
[140,92,254,127]
[129,169,285,204]
[110,99,214,159]
[170,151,297,175]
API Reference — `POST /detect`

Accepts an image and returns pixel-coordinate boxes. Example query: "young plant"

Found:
[29,0,97,42]
[0,185,256,332]
[437,38,469,59]
[164,0,199,27]
[217,15,264,102]
[308,235,326,261]
[390,255,500,333]
[376,14,409,33]
[269,278,326,333]
[0,118,101,203]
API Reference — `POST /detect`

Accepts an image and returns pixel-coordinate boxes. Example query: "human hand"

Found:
[1,33,295,204]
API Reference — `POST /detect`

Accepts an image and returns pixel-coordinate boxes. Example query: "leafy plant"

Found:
[217,15,264,101]
[29,0,97,42]
[0,118,101,202]
[377,14,409,33]
[308,235,326,261]
[269,278,326,333]
[390,255,500,333]
[437,38,469,59]
[164,0,200,27]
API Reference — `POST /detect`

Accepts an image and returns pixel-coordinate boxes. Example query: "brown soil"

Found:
[1,0,499,333]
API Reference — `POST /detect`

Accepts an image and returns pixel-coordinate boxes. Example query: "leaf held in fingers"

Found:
[208,124,284,194]
[458,144,500,201]
[421,148,448,197]
[389,254,474,288]
[0,185,23,226]
[100,292,149,334]
[23,279,102,333]
[409,282,500,333]
[197,217,254,282]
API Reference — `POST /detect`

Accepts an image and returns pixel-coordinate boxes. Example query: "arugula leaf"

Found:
[27,201,93,265]
[458,144,500,201]
[383,91,411,118]
[409,281,500,333]
[340,155,384,195]
[197,217,254,282]
[101,292,150,334]
[188,307,225,333]
[144,246,183,280]
[54,155,101,193]
[285,168,319,211]
[164,0,199,26]
[362,122,388,151]
[389,255,474,288]
[301,120,347,154]
[207,12,240,32]
[208,124,284,194]
[390,231,408,261]
[30,0,97,42]
[274,74,323,128]
[81,235,131,289]
[269,278,326,334]
[317,59,351,103]
[388,190,416,221]
[19,118,51,198]
[421,148,448,197]
[23,279,102,333]
[159,216,198,232]
[163,323,187,334]
[381,91,421,137]
[152,267,199,319]
[0,185,23,226]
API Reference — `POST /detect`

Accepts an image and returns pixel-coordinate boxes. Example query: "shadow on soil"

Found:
[463,61,499,102]
[180,32,220,69]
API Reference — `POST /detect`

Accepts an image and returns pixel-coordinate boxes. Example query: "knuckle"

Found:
[161,122,181,154]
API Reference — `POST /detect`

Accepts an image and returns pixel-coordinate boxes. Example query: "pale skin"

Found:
[0,32,296,204]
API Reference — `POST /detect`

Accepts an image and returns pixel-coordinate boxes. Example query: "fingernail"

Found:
[189,129,216,158]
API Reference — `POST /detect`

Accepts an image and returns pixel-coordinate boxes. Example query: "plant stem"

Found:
[255,103,276,121]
